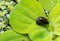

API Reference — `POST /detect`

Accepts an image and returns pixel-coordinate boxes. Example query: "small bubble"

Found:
[51,3,55,8]
[51,1,54,4]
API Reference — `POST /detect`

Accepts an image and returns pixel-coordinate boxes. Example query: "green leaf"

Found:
[48,3,60,22]
[38,0,57,12]
[10,0,47,34]
[53,24,60,36]
[54,37,60,41]
[0,30,30,41]
[48,3,60,36]
[28,22,53,41]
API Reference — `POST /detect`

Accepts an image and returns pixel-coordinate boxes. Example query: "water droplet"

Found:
[44,9,49,15]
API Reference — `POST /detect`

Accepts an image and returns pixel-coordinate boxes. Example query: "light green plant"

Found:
[0,0,60,41]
